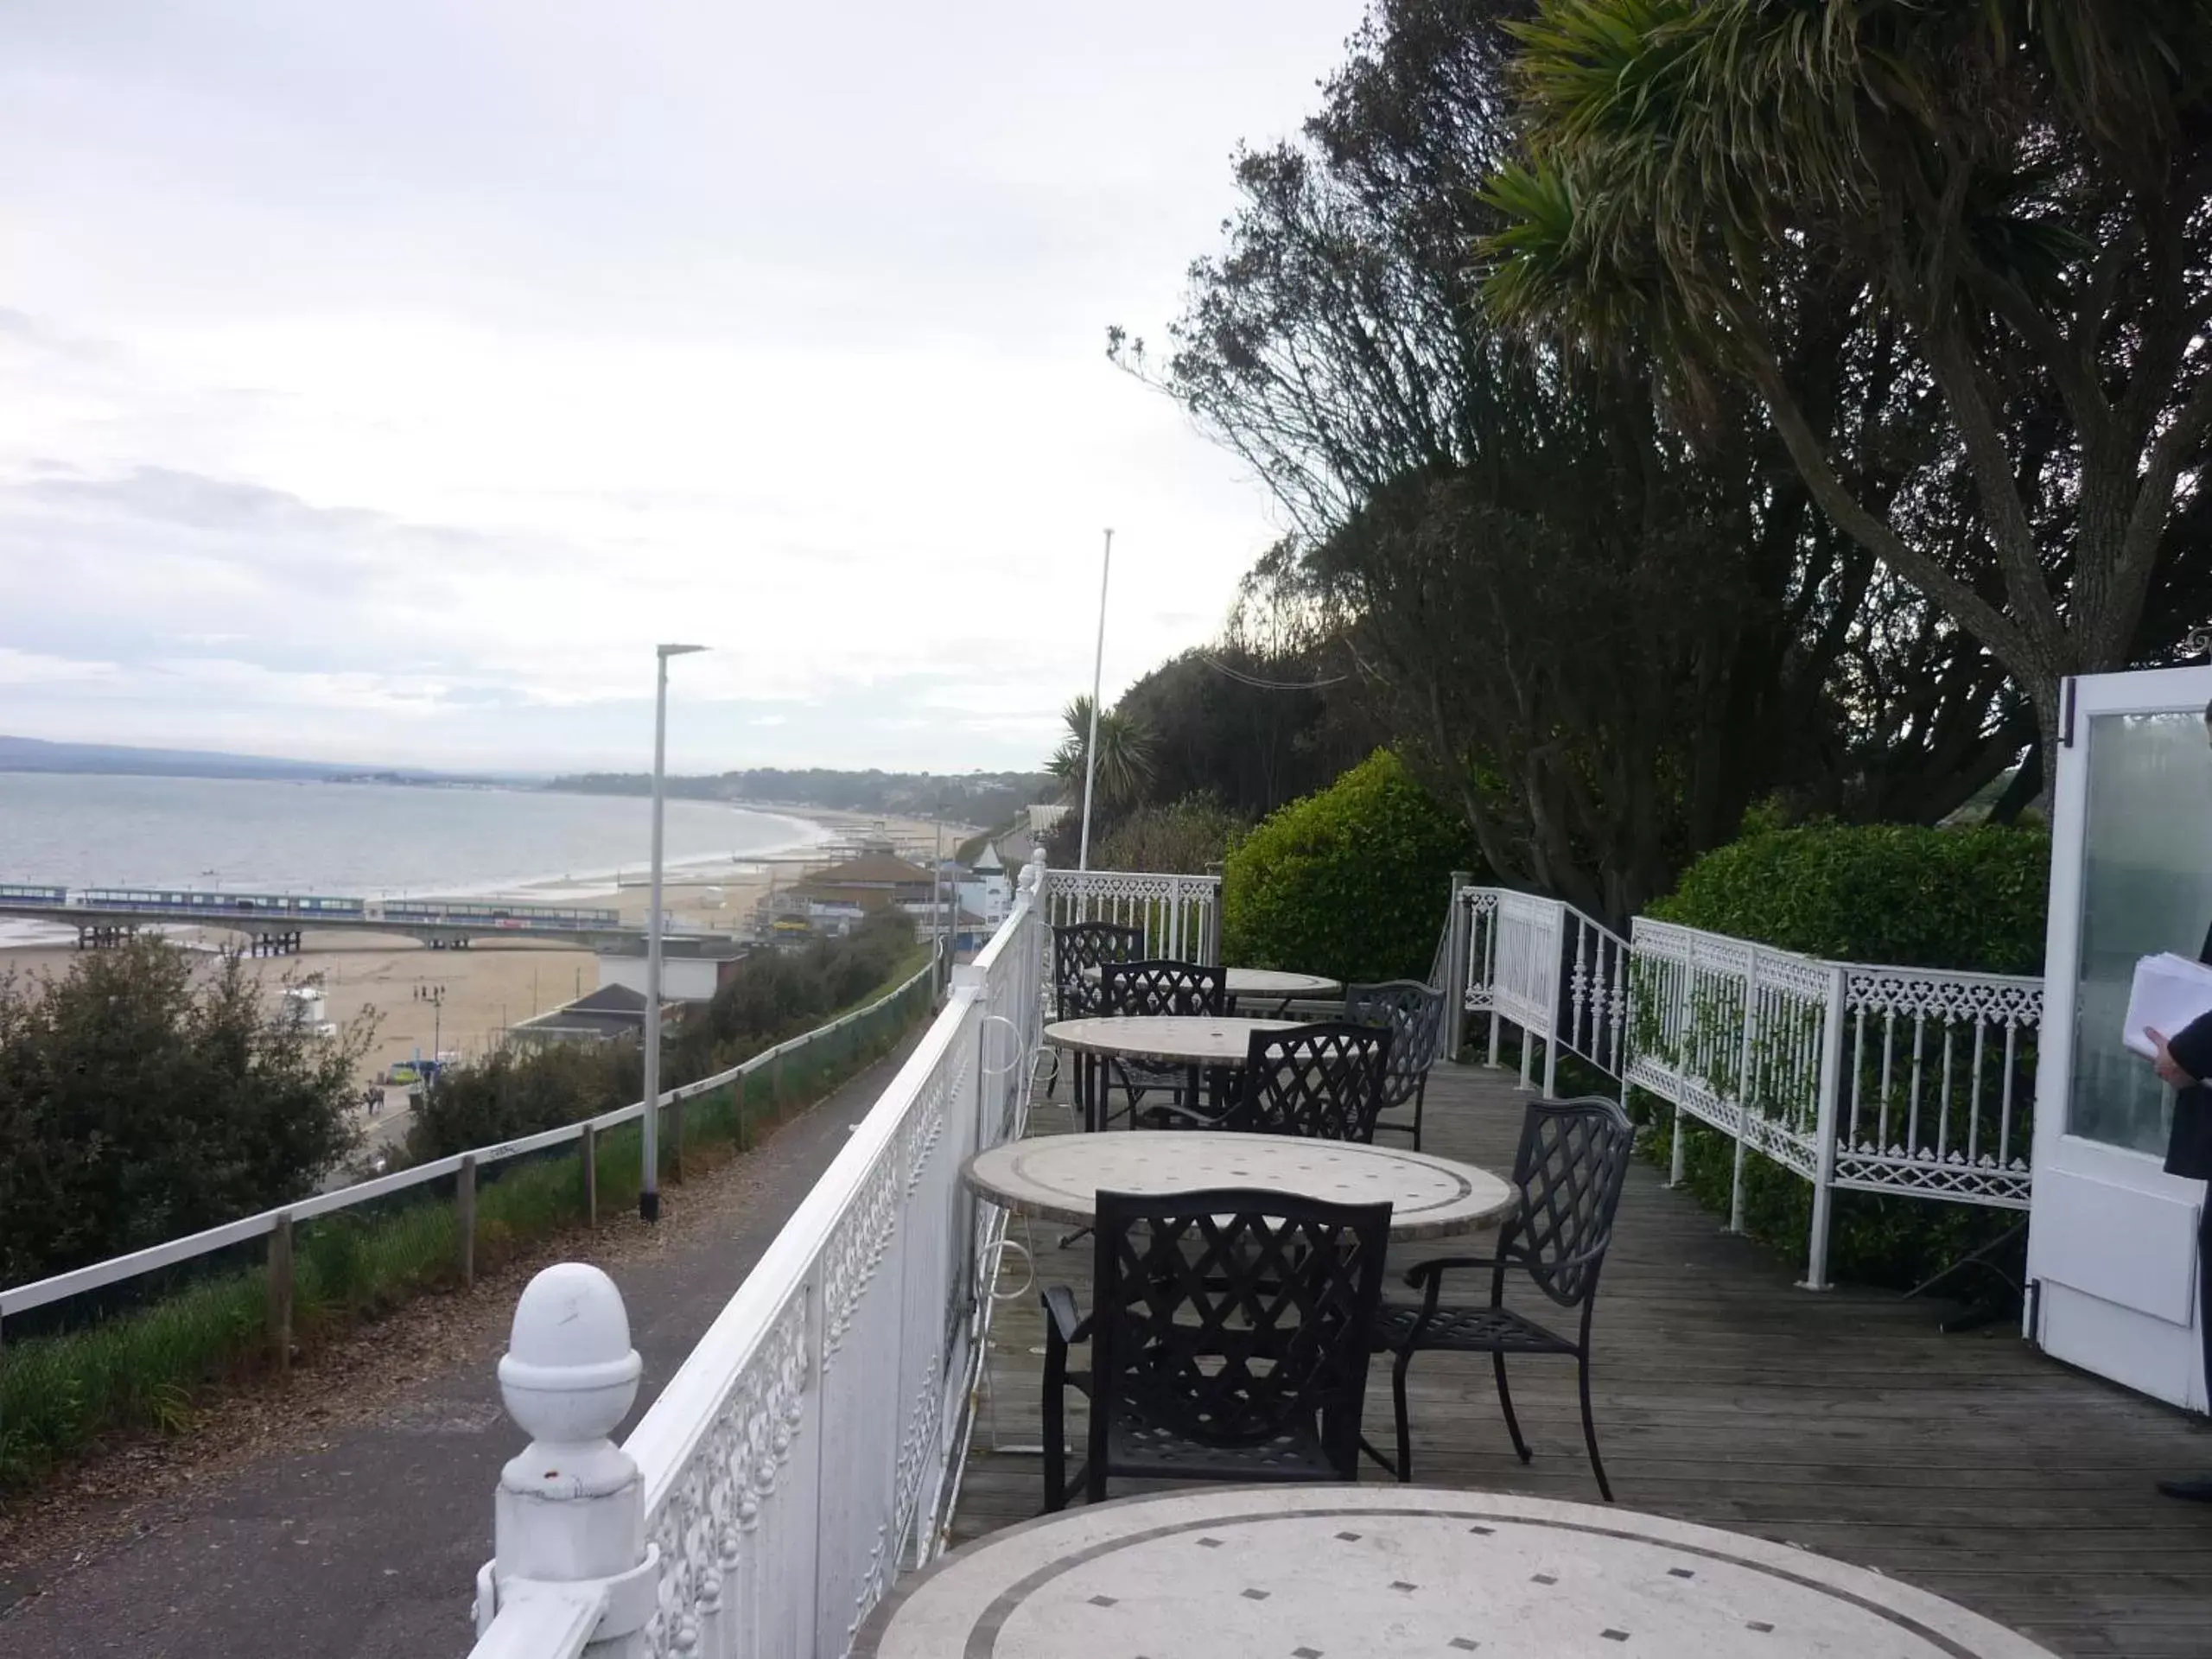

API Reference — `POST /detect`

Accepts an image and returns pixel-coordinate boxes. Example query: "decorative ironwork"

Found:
[1222,1022,1394,1142]
[1045,1187,1391,1509]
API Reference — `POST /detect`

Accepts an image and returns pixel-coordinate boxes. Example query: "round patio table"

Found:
[1046,1015,1301,1132]
[854,1485,2060,1658]
[963,1130,1516,1243]
[1080,965,1343,1011]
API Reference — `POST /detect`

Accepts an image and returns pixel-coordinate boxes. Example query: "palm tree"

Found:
[1046,696,1157,813]
[1482,0,2212,772]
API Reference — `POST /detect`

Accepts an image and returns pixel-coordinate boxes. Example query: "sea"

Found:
[0,772,829,945]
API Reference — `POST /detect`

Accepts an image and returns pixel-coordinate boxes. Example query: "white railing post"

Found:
[1441,874,1471,1061]
[1729,950,1760,1235]
[478,1264,659,1658]
[1802,963,1849,1290]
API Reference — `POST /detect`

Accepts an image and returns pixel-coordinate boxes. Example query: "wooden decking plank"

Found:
[950,1062,2212,1656]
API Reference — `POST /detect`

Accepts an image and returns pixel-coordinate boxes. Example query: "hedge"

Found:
[1222,752,1478,984]
[1649,821,2050,972]
[1638,821,2050,1288]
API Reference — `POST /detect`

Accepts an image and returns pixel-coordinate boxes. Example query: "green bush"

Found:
[1095,795,1249,875]
[1649,822,2050,972]
[1638,820,2050,1288]
[1223,752,1478,983]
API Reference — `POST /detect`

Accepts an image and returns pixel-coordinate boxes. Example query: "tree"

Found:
[1119,0,2026,918]
[1046,696,1158,814]
[1485,0,2212,766]
[0,944,366,1284]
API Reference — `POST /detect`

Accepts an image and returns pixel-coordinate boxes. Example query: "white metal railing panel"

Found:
[1451,891,2041,1290]
[1832,963,2039,1208]
[1039,868,1220,966]
[468,859,1050,1659]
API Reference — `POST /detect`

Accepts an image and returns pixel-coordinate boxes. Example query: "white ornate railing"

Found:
[467,859,1050,1659]
[1039,868,1220,965]
[1454,886,2039,1290]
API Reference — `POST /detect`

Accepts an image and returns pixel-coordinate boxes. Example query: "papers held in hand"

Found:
[2123,953,2212,1058]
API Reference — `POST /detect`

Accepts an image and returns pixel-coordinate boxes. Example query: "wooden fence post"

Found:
[735,1070,749,1151]
[671,1093,686,1185]
[267,1211,295,1376]
[581,1122,599,1230]
[458,1154,478,1287]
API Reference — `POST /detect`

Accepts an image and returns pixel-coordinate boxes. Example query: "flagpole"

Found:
[1078,527,1112,871]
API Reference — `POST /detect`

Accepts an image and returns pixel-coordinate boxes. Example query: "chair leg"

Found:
[1391,1351,1416,1483]
[1493,1351,1532,1464]
[1577,1351,1612,1503]
[1042,1327,1068,1512]
[1411,1077,1427,1151]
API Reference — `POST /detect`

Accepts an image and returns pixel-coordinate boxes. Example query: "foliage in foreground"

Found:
[0,969,931,1491]
[0,942,368,1287]
[1224,751,1476,984]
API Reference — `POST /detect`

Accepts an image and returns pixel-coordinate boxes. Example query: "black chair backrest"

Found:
[1503,1096,1636,1307]
[1100,957,1226,1018]
[1091,1187,1390,1472]
[1054,922,1144,1018]
[1226,1021,1394,1141]
[1344,980,1446,1109]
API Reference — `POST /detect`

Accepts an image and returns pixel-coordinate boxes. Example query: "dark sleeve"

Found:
[2169,1006,2212,1084]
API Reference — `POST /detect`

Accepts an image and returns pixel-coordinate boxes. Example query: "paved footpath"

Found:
[0,1033,927,1659]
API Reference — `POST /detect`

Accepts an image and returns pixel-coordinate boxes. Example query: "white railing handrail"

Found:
[623,969,979,1514]
[0,957,938,1319]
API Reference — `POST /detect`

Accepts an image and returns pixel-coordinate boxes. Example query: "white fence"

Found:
[468,859,1051,1659]
[1454,886,2040,1290]
[1039,868,1220,965]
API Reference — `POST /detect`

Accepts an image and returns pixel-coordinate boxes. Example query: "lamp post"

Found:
[641,642,708,1224]
[1078,528,1112,872]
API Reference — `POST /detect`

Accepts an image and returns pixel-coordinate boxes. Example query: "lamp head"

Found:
[658,643,709,658]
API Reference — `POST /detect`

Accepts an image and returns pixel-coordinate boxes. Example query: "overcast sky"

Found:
[0,0,1360,773]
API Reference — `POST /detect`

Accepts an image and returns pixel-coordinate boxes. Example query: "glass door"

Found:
[2030,668,2212,1409]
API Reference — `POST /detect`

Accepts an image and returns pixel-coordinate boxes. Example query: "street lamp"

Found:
[1078,529,1112,871]
[641,642,709,1224]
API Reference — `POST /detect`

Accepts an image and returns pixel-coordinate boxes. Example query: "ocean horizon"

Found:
[0,772,830,945]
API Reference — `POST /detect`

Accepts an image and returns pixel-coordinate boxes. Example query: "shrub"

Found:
[0,943,367,1287]
[1223,751,1478,983]
[1094,795,1249,875]
[1649,822,2050,972]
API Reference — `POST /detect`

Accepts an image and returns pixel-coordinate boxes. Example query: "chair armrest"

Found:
[1402,1254,1508,1289]
[1041,1284,1090,1347]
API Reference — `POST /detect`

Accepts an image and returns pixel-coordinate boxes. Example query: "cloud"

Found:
[0,0,1362,769]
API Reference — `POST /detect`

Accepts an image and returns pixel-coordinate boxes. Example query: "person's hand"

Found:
[2150,1028,2199,1089]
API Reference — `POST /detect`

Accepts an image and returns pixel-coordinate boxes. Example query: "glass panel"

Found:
[2069,709,2212,1151]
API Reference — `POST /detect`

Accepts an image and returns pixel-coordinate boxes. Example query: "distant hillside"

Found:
[0,734,473,784]
[548,767,1056,825]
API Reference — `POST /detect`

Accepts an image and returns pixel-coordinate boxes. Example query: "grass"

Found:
[0,969,936,1491]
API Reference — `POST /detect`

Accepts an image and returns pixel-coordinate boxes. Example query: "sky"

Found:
[0,0,1363,774]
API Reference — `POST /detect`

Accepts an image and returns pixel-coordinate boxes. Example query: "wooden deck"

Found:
[951,1061,2212,1658]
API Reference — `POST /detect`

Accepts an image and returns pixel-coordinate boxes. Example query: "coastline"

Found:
[0,804,978,1147]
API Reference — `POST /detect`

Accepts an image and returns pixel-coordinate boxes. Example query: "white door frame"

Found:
[2028,666,2212,1409]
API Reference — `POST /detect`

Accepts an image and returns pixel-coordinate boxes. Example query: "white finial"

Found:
[499,1262,641,1462]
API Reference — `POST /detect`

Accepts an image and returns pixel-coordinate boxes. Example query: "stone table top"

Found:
[854,1485,2062,1659]
[1080,966,1344,1000]
[963,1131,1516,1242]
[1045,1015,1302,1065]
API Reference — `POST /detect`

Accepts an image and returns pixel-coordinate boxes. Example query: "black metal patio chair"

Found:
[1147,1020,1393,1142]
[1041,1186,1392,1510]
[1344,980,1446,1148]
[1370,1095,1635,1499]
[1092,957,1226,1128]
[1046,922,1142,1103]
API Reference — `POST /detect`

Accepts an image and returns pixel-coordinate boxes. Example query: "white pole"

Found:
[1078,527,1113,872]
[642,643,706,1224]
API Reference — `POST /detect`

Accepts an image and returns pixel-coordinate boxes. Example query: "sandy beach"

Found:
[0,807,976,1133]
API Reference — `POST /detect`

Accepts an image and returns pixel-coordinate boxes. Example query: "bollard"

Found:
[475,1263,657,1655]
